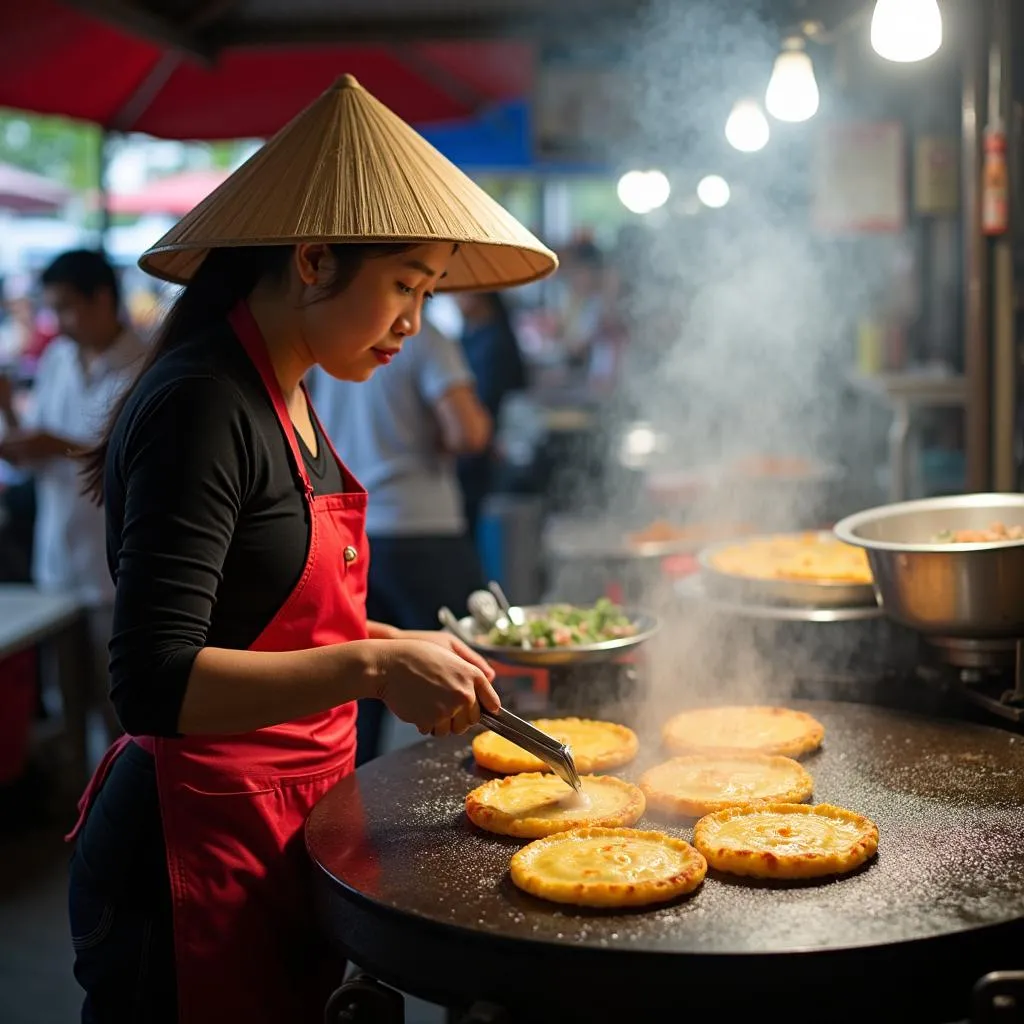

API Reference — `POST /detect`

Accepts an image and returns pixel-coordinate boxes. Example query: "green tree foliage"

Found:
[0,109,100,189]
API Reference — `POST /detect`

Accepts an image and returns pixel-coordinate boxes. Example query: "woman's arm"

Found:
[435,383,492,455]
[414,325,492,455]
[109,375,495,738]
[367,620,400,640]
[181,630,496,735]
[110,375,388,737]
[179,641,379,734]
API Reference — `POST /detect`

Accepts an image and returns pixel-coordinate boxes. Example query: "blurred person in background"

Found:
[555,238,609,370]
[0,276,58,367]
[557,237,630,394]
[0,249,145,745]
[308,318,492,764]
[455,291,527,539]
[22,297,61,365]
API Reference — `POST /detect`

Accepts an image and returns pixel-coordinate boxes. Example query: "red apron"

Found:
[68,300,366,1023]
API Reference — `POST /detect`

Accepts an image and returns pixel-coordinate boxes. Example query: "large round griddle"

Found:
[307,702,1024,1022]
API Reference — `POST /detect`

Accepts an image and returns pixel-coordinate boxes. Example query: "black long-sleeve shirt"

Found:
[105,320,343,738]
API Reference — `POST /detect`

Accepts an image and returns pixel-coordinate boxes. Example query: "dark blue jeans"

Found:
[358,533,485,764]
[68,742,176,1023]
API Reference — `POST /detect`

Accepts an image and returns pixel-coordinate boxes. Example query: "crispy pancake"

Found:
[509,827,707,907]
[708,532,872,584]
[640,754,813,817]
[466,773,645,838]
[662,706,824,758]
[693,802,879,879]
[472,717,639,775]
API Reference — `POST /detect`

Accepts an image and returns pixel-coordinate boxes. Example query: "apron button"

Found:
[343,545,358,564]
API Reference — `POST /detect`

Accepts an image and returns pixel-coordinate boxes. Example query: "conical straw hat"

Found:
[140,74,558,292]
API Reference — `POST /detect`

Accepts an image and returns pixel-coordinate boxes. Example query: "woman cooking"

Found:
[65,75,556,1024]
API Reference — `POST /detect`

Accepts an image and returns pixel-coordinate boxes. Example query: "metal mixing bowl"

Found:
[454,606,660,668]
[833,493,1024,637]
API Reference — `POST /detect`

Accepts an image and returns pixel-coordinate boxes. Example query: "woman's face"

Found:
[296,242,454,381]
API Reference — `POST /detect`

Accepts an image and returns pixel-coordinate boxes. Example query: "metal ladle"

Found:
[466,590,503,632]
[488,580,524,625]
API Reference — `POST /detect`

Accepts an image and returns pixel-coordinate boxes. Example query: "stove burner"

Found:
[925,635,1018,669]
[921,637,1024,724]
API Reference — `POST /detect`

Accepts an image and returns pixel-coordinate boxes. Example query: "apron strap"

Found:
[227,300,313,498]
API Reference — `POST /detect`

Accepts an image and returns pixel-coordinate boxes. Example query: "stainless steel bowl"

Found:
[453,606,660,668]
[697,531,877,608]
[833,493,1024,637]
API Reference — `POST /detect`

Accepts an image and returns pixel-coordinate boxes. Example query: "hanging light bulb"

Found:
[725,98,771,152]
[765,37,820,123]
[870,0,942,63]
[616,170,671,214]
[697,175,731,209]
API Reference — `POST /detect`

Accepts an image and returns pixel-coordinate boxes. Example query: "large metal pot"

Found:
[833,493,1024,638]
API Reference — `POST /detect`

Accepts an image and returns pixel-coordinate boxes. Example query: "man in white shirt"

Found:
[0,250,145,744]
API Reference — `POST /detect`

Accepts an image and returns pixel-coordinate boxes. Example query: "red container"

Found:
[0,648,37,784]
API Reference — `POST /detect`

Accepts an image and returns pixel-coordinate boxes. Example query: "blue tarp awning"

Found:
[419,101,604,174]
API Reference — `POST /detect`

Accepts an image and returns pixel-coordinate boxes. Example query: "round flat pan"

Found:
[307,701,1024,1021]
[675,572,884,623]
[698,532,878,608]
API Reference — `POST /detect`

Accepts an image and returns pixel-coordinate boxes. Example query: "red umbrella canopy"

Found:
[0,1,535,139]
[106,168,231,216]
[0,161,72,213]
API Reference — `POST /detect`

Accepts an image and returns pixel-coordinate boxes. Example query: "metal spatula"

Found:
[438,606,581,792]
[479,707,582,793]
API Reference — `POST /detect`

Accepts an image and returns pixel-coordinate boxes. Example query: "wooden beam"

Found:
[389,45,487,112]
[64,0,218,63]
[207,8,640,47]
[184,0,239,33]
[108,50,183,131]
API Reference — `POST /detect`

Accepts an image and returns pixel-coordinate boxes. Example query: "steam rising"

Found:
[544,1,908,729]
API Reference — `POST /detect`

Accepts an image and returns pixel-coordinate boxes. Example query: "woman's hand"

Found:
[396,630,495,682]
[371,639,500,737]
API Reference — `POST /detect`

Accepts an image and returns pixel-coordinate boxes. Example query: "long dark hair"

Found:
[80,242,410,505]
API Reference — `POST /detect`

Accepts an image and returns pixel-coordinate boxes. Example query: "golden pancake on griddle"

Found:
[663,706,824,758]
[693,802,879,880]
[472,717,638,775]
[510,827,707,907]
[466,773,644,838]
[640,754,813,817]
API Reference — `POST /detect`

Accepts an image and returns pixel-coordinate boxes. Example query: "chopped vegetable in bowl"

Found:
[933,522,1024,543]
[484,598,638,649]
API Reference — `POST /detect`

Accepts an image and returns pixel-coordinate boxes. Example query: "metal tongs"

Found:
[480,707,582,794]
[438,605,581,792]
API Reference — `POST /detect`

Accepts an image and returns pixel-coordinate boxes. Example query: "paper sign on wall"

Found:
[813,121,906,234]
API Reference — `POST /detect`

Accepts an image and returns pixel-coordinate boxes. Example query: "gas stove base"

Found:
[319,947,1024,1024]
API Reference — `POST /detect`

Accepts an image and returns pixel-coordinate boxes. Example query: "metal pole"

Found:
[98,129,111,254]
[990,0,1016,491]
[963,0,991,492]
